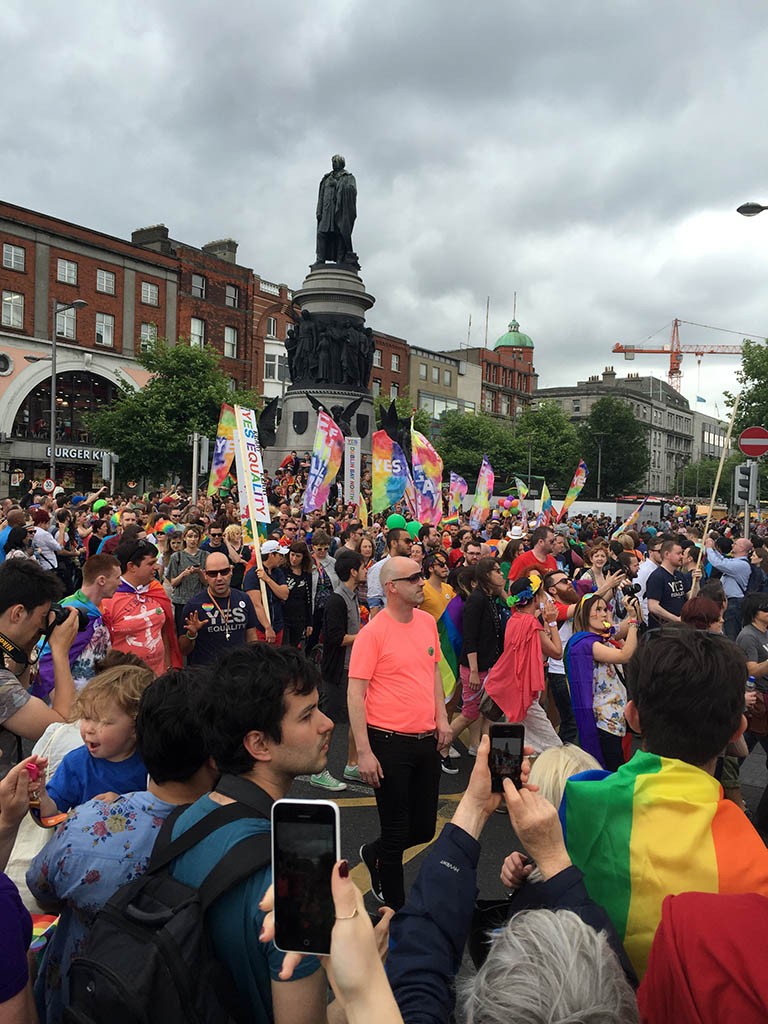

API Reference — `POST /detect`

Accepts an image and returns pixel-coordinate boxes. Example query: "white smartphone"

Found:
[271,798,341,955]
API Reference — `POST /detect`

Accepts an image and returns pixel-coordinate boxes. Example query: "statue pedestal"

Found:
[270,264,376,473]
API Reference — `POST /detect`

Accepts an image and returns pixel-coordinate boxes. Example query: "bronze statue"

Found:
[316,154,357,265]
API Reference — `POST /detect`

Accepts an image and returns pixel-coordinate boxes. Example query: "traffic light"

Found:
[736,463,758,505]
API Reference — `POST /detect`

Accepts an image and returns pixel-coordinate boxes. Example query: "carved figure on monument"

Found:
[363,327,375,386]
[316,154,358,265]
[284,326,299,381]
[298,311,318,381]
[317,328,331,384]
[308,394,366,438]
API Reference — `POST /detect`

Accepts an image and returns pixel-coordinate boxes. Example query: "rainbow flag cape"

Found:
[303,411,344,513]
[469,456,494,531]
[207,404,236,496]
[561,751,768,978]
[557,459,588,521]
[612,496,648,539]
[411,428,443,526]
[436,595,464,697]
[449,472,468,516]
[372,430,410,512]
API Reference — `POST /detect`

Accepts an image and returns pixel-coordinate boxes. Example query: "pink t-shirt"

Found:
[348,609,440,732]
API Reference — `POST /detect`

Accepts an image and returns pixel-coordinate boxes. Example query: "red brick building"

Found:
[370,330,410,401]
[463,319,537,418]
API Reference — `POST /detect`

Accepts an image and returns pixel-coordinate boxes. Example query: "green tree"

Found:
[88,339,260,483]
[513,402,581,493]
[726,338,768,435]
[432,411,515,487]
[579,397,649,498]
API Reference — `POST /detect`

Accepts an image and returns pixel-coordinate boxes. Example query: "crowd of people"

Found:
[2,478,768,1022]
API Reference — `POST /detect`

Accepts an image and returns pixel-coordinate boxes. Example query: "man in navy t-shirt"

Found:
[645,540,692,629]
[244,540,289,645]
[180,552,260,665]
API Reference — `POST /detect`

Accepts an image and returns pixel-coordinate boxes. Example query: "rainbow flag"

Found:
[303,410,344,513]
[440,514,460,528]
[359,495,369,527]
[612,496,648,539]
[557,459,588,521]
[436,595,464,697]
[207,404,236,496]
[449,472,468,516]
[411,429,443,526]
[561,751,768,978]
[372,430,410,512]
[535,481,554,526]
[515,477,529,501]
[469,456,494,531]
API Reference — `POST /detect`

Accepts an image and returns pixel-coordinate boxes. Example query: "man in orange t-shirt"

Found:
[348,556,452,909]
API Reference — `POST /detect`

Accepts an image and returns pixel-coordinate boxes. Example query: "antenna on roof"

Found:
[467,313,472,345]
[513,291,517,320]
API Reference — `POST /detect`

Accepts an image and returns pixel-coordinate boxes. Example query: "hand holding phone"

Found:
[271,799,340,956]
[488,723,525,793]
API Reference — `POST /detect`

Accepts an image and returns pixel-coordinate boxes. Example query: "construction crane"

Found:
[612,318,744,391]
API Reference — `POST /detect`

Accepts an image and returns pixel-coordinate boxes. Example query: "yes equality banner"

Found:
[344,436,362,510]
[303,411,345,514]
[449,472,468,516]
[233,405,271,542]
[557,459,589,522]
[411,429,443,526]
[372,429,410,512]
[469,456,494,531]
[207,404,237,496]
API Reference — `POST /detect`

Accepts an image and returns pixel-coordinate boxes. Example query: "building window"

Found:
[139,322,157,352]
[96,269,116,294]
[264,353,288,381]
[419,362,427,380]
[372,378,381,397]
[572,399,581,413]
[141,281,159,306]
[95,312,114,347]
[373,349,382,368]
[431,366,439,383]
[390,383,399,398]
[55,303,76,339]
[2,244,24,272]
[190,318,205,348]
[500,395,510,417]
[224,326,238,359]
[483,390,493,413]
[225,284,239,308]
[443,369,452,387]
[57,258,77,285]
[191,273,206,299]
[266,316,277,338]
[1,291,23,329]
[391,353,400,372]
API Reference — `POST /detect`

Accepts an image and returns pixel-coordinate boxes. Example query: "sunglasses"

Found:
[390,572,424,584]
[206,567,232,577]
[209,532,223,538]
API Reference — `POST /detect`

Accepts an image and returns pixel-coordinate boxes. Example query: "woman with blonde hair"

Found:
[223,522,252,589]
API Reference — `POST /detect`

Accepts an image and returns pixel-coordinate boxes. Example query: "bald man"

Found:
[348,556,452,909]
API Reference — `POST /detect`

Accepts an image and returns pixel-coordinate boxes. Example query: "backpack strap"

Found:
[148,801,266,873]
[197,832,272,910]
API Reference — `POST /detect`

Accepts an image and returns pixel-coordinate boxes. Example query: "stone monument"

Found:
[271,155,376,469]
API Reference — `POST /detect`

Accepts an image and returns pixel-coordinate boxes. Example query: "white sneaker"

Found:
[468,745,478,757]
[448,746,461,759]
[310,770,347,792]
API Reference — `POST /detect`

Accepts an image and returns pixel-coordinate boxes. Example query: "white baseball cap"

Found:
[261,540,288,555]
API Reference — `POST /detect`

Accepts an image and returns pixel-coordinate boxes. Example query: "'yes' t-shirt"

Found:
[645,566,687,628]
[181,587,259,666]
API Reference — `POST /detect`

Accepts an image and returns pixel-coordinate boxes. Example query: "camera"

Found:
[620,583,641,598]
[50,603,89,633]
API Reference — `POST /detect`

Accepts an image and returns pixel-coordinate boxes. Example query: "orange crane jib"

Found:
[612,319,744,390]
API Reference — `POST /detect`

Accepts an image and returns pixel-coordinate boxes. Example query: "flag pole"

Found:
[695,392,741,575]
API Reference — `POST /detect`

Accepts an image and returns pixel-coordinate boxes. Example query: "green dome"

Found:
[494,319,534,350]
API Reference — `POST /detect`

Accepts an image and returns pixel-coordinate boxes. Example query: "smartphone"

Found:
[271,798,340,956]
[488,723,525,793]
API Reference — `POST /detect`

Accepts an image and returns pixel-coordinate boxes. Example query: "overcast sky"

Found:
[4,0,768,416]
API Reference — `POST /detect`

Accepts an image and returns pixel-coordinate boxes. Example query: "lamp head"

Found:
[737,202,767,218]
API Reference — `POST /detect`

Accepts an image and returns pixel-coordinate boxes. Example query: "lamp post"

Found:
[527,439,533,491]
[594,433,606,501]
[48,298,87,481]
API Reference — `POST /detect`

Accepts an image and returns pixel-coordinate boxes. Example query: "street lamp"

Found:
[737,202,768,218]
[48,298,87,481]
[593,432,606,501]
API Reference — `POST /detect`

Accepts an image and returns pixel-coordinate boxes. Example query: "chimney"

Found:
[202,239,239,264]
[602,366,616,384]
[131,224,173,254]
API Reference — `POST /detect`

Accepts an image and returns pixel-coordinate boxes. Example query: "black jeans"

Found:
[547,673,578,744]
[367,727,441,909]
[598,730,625,772]
[724,598,743,642]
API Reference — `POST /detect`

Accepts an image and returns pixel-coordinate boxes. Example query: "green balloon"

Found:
[406,520,422,539]
[386,513,407,530]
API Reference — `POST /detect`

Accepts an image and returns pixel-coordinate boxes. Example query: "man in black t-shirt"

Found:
[645,539,694,629]
[180,552,259,665]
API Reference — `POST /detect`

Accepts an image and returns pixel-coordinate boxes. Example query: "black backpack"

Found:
[64,775,273,1024]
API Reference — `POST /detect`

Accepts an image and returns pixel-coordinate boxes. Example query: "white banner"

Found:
[233,406,271,529]
[344,436,361,509]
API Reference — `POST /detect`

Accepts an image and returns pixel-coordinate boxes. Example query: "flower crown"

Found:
[507,570,543,607]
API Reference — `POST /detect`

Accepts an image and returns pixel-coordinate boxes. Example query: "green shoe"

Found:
[343,764,363,782]
[310,770,347,792]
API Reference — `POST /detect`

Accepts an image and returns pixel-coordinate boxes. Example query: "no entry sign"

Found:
[738,427,768,458]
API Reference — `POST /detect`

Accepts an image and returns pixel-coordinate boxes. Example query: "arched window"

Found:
[12,371,119,443]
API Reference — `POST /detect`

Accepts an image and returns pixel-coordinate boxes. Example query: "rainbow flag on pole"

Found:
[535,481,554,526]
[557,459,588,521]
[515,477,529,501]
[561,751,768,978]
[469,456,494,531]
[207,404,236,496]
[372,430,410,512]
[411,429,443,526]
[449,472,468,516]
[612,496,648,539]
[303,411,344,513]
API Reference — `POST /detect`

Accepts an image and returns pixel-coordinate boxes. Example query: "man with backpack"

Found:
[704,535,762,641]
[26,667,218,1024]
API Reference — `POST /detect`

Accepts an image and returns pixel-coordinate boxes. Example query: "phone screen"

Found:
[489,725,524,793]
[272,801,339,955]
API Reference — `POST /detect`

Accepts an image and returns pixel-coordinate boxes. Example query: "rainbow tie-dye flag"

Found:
[561,751,768,978]
[207,404,236,496]
[557,459,588,521]
[411,429,443,526]
[372,430,410,512]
